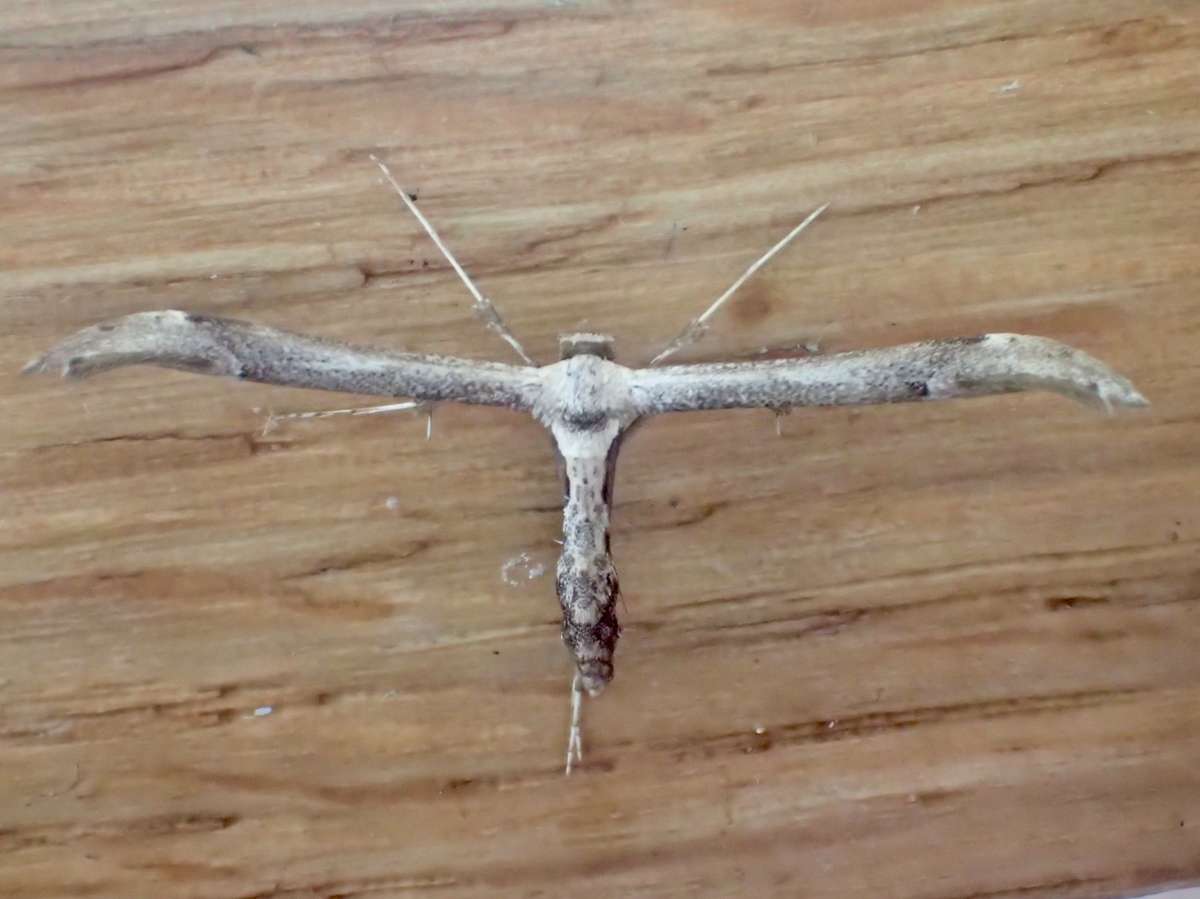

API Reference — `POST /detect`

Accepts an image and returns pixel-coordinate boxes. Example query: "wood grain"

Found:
[3,1,1199,896]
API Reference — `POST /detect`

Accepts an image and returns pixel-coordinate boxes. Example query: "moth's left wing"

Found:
[23,310,543,410]
[629,334,1146,415]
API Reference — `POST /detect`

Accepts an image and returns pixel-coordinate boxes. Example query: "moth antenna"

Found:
[264,400,429,432]
[650,203,830,365]
[370,155,536,366]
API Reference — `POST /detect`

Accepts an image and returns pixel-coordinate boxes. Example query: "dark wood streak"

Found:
[10,46,228,92]
[0,678,292,746]
[521,213,622,257]
[656,687,1148,761]
[283,539,433,580]
[0,813,240,856]
[665,539,1200,613]
[940,876,1112,899]
[844,148,1200,220]
[29,429,273,455]
[669,608,867,646]
[234,873,460,899]
[612,496,731,535]
[705,15,1188,74]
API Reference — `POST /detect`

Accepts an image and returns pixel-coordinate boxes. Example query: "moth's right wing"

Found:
[629,334,1146,415]
[23,310,544,411]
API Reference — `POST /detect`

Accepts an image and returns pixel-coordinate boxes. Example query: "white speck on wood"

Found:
[502,552,547,586]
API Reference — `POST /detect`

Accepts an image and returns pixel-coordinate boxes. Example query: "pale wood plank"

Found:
[2,1,1199,896]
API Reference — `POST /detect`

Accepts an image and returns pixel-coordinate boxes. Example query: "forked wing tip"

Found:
[20,353,62,377]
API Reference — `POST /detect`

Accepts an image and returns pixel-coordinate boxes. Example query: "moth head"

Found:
[558,333,616,361]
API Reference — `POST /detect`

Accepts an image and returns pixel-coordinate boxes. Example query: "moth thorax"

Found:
[559,333,616,361]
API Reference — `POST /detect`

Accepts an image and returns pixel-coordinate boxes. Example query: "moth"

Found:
[24,158,1147,772]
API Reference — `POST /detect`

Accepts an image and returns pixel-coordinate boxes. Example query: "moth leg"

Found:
[263,401,433,438]
[565,671,584,775]
[370,155,535,366]
[649,203,829,365]
[773,406,790,437]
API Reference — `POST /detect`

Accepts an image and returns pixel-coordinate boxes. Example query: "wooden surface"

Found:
[3,2,1199,896]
